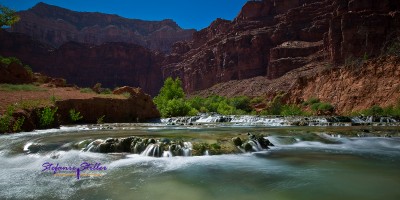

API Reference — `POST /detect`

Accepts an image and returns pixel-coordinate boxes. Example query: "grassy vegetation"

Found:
[38,107,58,128]
[80,88,95,93]
[0,84,46,92]
[351,103,400,117]
[69,109,83,122]
[0,106,14,133]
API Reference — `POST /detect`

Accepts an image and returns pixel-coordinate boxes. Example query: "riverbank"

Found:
[0,84,160,133]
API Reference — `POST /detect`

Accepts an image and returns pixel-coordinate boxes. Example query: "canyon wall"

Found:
[10,2,195,53]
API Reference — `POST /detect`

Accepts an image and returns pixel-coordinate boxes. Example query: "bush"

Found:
[80,88,95,93]
[12,116,24,132]
[39,107,58,128]
[311,102,334,114]
[280,105,305,116]
[163,98,192,117]
[69,109,83,122]
[0,55,22,66]
[100,88,113,95]
[361,105,384,116]
[0,106,14,133]
[229,96,251,112]
[250,96,264,104]
[302,97,320,106]
[122,92,131,98]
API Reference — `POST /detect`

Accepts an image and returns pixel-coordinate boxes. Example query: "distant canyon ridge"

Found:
[1,0,400,113]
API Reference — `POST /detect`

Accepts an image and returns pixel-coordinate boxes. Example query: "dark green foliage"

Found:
[0,106,14,133]
[0,5,20,27]
[0,55,22,66]
[163,98,192,117]
[311,102,334,113]
[302,97,320,106]
[229,96,251,112]
[38,107,58,128]
[280,105,307,116]
[100,88,113,95]
[386,38,400,56]
[250,97,264,104]
[12,116,24,132]
[80,88,95,93]
[69,109,83,122]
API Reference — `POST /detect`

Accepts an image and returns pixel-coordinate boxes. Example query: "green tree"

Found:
[0,5,20,27]
[154,77,191,117]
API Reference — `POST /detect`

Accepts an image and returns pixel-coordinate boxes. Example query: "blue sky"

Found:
[0,0,248,30]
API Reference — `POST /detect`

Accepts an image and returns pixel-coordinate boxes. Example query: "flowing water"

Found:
[1,123,400,200]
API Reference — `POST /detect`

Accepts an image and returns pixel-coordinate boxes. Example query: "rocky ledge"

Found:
[78,133,272,157]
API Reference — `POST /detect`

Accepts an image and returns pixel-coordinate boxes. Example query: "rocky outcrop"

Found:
[0,30,164,96]
[56,87,160,124]
[11,2,195,53]
[0,61,33,84]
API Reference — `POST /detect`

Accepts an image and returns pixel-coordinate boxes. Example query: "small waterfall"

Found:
[141,144,163,157]
[248,140,263,151]
[204,150,209,156]
[182,142,192,156]
[163,146,173,157]
[84,139,103,152]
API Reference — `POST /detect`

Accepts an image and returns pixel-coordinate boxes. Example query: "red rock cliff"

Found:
[11,2,195,53]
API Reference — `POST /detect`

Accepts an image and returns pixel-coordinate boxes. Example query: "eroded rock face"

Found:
[11,2,195,53]
[56,89,160,124]
[163,0,334,93]
[288,56,400,114]
[328,0,400,64]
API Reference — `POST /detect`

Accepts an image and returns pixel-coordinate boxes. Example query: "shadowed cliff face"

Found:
[10,2,195,53]
[0,30,164,96]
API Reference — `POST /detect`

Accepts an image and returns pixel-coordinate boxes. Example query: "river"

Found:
[0,122,400,200]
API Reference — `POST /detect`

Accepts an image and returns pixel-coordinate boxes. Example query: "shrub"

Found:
[0,106,14,133]
[12,116,24,132]
[250,96,264,104]
[69,109,83,122]
[311,102,334,114]
[163,98,192,117]
[80,88,95,93]
[122,92,131,98]
[280,105,305,116]
[0,55,22,66]
[229,96,251,112]
[97,115,105,124]
[39,107,58,128]
[100,88,113,95]
[302,97,320,106]
[217,101,235,115]
[361,105,384,116]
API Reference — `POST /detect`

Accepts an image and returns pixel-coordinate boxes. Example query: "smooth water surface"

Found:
[0,124,399,200]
